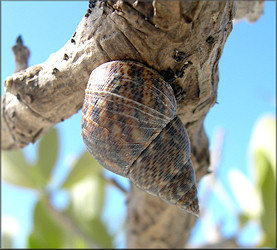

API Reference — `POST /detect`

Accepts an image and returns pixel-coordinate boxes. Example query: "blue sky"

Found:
[1,1,276,248]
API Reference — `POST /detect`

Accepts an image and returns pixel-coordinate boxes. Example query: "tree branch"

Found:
[1,0,265,248]
[12,35,30,73]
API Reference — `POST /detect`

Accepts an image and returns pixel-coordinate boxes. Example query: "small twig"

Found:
[12,35,30,73]
[103,175,128,194]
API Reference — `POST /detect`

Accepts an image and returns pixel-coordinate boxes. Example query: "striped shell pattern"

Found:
[81,60,199,216]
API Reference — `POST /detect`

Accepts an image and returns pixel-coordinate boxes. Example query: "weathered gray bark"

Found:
[1,1,264,248]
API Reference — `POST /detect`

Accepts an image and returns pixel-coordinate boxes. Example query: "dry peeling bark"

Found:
[2,0,260,248]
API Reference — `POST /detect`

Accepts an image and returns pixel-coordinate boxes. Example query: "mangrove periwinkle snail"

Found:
[81,60,199,216]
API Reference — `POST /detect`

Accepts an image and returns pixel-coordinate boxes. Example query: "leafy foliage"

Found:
[2,127,114,248]
[36,128,59,184]
[2,149,40,190]
[237,115,276,248]
[254,150,276,247]
[28,199,64,248]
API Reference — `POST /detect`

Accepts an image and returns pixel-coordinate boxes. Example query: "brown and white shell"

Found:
[81,60,199,216]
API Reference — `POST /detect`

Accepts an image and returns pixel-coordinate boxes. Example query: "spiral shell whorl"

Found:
[128,116,199,216]
[82,61,176,175]
[81,60,199,216]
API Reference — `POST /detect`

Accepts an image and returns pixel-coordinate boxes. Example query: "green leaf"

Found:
[70,175,105,220]
[62,162,112,248]
[88,217,113,248]
[257,152,276,248]
[248,115,276,247]
[254,150,268,188]
[28,198,64,248]
[28,197,104,248]
[61,151,102,189]
[36,128,59,183]
[69,177,112,248]
[65,203,113,248]
[62,235,88,248]
[2,150,39,189]
[251,115,276,182]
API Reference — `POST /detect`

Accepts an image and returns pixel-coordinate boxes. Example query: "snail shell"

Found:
[81,60,199,216]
